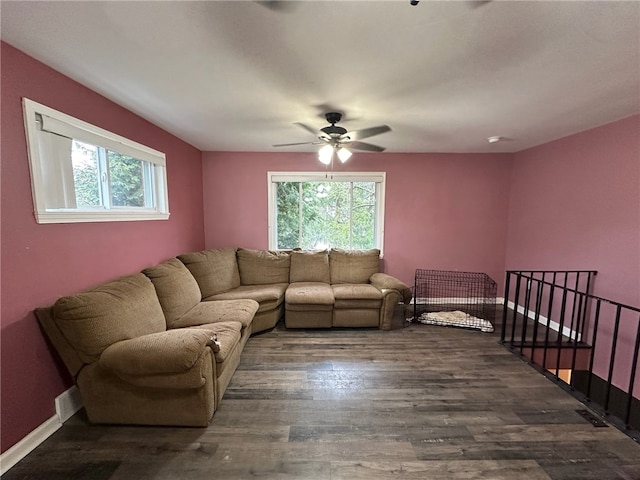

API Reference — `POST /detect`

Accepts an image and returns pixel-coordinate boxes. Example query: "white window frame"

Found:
[22,98,169,224]
[267,171,386,253]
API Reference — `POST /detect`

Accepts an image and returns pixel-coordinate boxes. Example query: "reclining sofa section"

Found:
[35,247,411,427]
[178,247,412,331]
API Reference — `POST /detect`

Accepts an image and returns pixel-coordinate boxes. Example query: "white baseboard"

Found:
[55,385,83,423]
[0,386,83,475]
[0,415,60,475]
[505,300,580,341]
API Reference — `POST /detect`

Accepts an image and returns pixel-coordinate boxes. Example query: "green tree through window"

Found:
[109,151,145,207]
[72,141,148,209]
[72,141,100,207]
[275,180,377,250]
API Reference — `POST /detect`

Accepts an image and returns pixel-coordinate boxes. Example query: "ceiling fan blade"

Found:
[294,122,319,136]
[347,141,386,152]
[272,141,315,147]
[344,125,391,141]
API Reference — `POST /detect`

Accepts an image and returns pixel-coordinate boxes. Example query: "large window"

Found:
[22,98,169,224]
[268,172,385,251]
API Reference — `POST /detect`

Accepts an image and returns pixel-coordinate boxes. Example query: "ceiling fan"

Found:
[273,112,391,165]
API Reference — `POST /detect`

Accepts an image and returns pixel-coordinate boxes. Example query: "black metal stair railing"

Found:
[501,270,640,441]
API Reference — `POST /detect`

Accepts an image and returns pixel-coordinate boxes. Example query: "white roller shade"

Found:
[36,128,77,209]
[39,114,165,167]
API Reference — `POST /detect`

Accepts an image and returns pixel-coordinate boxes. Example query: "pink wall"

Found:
[0,43,205,452]
[506,115,640,394]
[202,151,513,289]
[506,115,640,307]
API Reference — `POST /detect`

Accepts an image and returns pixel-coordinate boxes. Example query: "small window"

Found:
[268,172,386,252]
[22,98,169,223]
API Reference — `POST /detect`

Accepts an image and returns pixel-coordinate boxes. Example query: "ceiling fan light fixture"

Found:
[275,112,389,158]
[337,147,352,163]
[318,144,333,164]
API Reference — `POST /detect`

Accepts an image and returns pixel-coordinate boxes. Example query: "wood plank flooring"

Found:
[4,314,640,480]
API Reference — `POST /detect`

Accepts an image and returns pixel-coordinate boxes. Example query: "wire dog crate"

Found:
[413,270,497,327]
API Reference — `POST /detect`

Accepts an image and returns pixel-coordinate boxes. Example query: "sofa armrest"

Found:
[370,273,412,304]
[99,329,218,389]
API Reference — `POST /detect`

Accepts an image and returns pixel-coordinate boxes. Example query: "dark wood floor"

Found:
[4,313,640,480]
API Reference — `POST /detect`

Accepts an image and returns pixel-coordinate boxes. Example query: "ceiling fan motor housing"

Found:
[321,112,347,137]
[325,112,342,124]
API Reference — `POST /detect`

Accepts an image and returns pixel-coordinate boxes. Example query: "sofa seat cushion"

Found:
[285,282,334,311]
[172,299,258,329]
[53,274,166,364]
[142,258,201,328]
[178,248,241,297]
[329,248,380,284]
[289,250,330,283]
[332,284,383,309]
[237,248,290,285]
[188,321,242,364]
[205,284,287,313]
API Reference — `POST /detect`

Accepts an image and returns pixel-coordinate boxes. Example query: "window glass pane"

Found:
[302,182,328,249]
[71,140,101,207]
[275,180,376,250]
[108,151,146,208]
[276,181,301,249]
[352,182,376,249]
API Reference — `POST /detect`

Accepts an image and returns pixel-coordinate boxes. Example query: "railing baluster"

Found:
[510,274,522,345]
[624,316,640,429]
[531,277,544,363]
[568,273,581,343]
[581,272,596,339]
[555,274,570,378]
[542,272,557,371]
[586,299,602,402]
[520,276,533,357]
[604,305,623,414]
[500,272,511,344]
[569,292,585,389]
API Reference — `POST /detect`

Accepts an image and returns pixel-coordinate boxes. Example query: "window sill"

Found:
[35,210,170,224]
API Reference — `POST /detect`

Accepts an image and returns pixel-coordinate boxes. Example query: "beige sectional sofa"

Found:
[36,247,411,427]
[178,248,291,333]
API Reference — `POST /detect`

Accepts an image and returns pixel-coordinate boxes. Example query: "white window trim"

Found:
[22,98,169,224]
[267,171,386,253]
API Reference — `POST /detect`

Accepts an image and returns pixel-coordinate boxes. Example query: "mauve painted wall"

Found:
[506,115,640,393]
[202,151,513,289]
[506,115,639,306]
[0,43,205,452]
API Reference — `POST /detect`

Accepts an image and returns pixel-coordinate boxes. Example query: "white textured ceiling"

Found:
[2,1,639,153]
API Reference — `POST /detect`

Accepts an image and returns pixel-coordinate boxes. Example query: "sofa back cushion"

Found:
[289,250,330,283]
[178,248,240,298]
[142,258,201,328]
[52,273,166,364]
[329,248,380,284]
[237,248,291,285]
